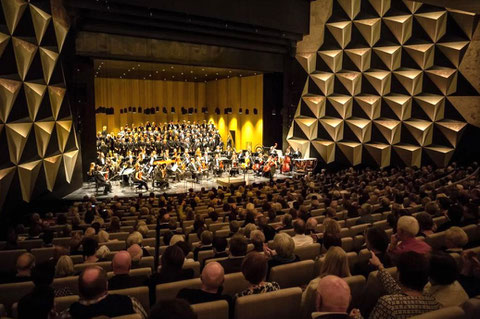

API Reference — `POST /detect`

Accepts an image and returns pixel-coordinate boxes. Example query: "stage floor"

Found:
[63,172,292,200]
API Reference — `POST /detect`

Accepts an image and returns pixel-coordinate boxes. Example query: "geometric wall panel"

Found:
[17,159,42,203]
[0,0,81,210]
[288,0,475,167]
[43,154,61,191]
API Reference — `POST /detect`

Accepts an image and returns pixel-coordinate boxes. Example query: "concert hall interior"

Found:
[1,0,480,319]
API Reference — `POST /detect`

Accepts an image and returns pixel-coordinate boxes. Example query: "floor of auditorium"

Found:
[63,171,293,200]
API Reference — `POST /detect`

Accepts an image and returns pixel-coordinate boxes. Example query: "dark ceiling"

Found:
[94,59,260,82]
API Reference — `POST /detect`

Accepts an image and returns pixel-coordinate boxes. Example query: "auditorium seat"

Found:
[409,306,466,319]
[111,315,142,319]
[425,231,446,250]
[344,275,366,309]
[107,267,151,280]
[0,281,34,315]
[209,222,229,233]
[142,237,156,247]
[31,247,56,264]
[156,278,202,302]
[104,240,126,251]
[55,295,79,312]
[268,260,315,288]
[109,232,130,241]
[215,229,230,238]
[18,239,43,250]
[183,261,201,278]
[341,237,354,252]
[294,243,321,260]
[111,286,150,312]
[223,272,251,296]
[52,237,72,247]
[350,224,370,237]
[311,312,349,318]
[198,250,215,266]
[361,267,397,315]
[74,261,113,273]
[205,257,228,265]
[0,249,26,273]
[53,275,79,295]
[346,217,360,227]
[234,287,302,319]
[191,300,229,319]
[463,224,480,244]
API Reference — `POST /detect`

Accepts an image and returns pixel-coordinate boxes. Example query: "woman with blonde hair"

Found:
[301,246,351,319]
[55,255,75,278]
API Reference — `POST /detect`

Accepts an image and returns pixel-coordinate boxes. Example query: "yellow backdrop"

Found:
[95,75,263,150]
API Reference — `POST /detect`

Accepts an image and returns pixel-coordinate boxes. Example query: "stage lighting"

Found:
[163,107,167,114]
[156,106,160,112]
[120,109,123,114]
[188,107,193,114]
[109,107,114,115]
[133,107,136,113]
[245,109,250,115]
[181,107,187,115]
[171,107,175,113]
[253,108,258,115]
[138,107,142,113]
[194,108,198,113]
[128,106,132,112]
[239,108,243,114]
[145,108,150,115]
[215,107,220,115]
[272,109,276,116]
[224,108,228,114]
[124,108,127,113]
[151,107,155,114]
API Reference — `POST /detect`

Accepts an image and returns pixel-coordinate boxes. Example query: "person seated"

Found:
[62,265,147,318]
[127,244,144,268]
[354,227,391,277]
[33,261,73,297]
[210,236,229,260]
[424,252,468,307]
[313,275,361,319]
[148,299,197,319]
[292,219,314,248]
[250,230,265,252]
[55,255,76,278]
[9,252,36,283]
[266,233,299,272]
[82,237,100,263]
[149,245,194,304]
[257,216,276,242]
[355,203,374,225]
[369,251,440,319]
[93,166,112,194]
[18,286,55,319]
[387,216,431,261]
[302,246,351,319]
[218,234,248,274]
[193,230,213,261]
[177,262,233,307]
[235,252,280,298]
[415,212,436,237]
[444,226,469,253]
[108,251,148,290]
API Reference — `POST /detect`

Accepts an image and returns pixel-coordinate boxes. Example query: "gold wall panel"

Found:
[288,0,477,167]
[0,0,80,209]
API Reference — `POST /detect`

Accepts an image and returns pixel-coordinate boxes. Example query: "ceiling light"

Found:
[138,64,140,67]
[190,71,193,73]
[156,71,158,73]
[202,68,205,71]
[171,66,174,69]
[181,72,184,75]
[162,69,165,72]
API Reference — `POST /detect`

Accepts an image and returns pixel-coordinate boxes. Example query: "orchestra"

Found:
[93,120,302,193]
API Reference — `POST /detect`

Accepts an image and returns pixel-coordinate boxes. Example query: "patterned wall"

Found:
[287,0,479,167]
[0,0,81,210]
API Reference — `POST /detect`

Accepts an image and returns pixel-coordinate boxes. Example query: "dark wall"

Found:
[263,73,284,149]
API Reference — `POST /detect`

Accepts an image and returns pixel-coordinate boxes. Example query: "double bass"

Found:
[281,155,291,173]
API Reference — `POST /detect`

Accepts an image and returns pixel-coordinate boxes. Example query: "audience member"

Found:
[266,233,299,271]
[444,226,469,253]
[235,252,280,298]
[193,230,213,261]
[55,255,75,278]
[18,286,55,319]
[315,275,360,319]
[250,230,265,252]
[292,219,314,247]
[388,216,431,260]
[218,235,248,274]
[12,252,35,282]
[109,250,148,290]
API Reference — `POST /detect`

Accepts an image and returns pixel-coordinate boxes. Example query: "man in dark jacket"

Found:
[108,251,148,290]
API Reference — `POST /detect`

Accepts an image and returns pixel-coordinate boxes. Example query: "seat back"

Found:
[53,276,79,295]
[341,237,353,252]
[215,229,230,238]
[425,231,446,250]
[74,261,113,273]
[198,250,215,266]
[138,256,154,270]
[104,241,126,251]
[409,306,466,319]
[268,260,315,288]
[234,287,302,319]
[183,261,201,278]
[155,278,202,302]
[18,239,43,250]
[0,249,27,273]
[463,224,479,244]
[0,281,34,313]
[111,286,150,312]
[109,232,130,241]
[192,300,229,319]
[223,272,251,296]
[31,247,56,264]
[55,295,80,313]
[361,267,397,316]
[294,243,321,261]
[344,275,366,309]
[107,267,152,279]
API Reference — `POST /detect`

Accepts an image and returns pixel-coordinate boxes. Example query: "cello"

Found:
[281,155,291,173]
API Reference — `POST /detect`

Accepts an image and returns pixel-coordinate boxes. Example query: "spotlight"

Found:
[245,109,250,115]
[239,108,243,114]
[272,109,276,116]
[151,107,155,114]
[145,108,150,115]
[124,108,127,113]
[120,109,123,114]
[215,107,220,115]
[188,107,194,114]
[138,107,142,113]
[128,106,132,112]
[253,108,258,115]
[156,106,160,112]
[224,109,228,114]
[163,107,167,114]
[171,107,175,113]
[133,107,137,113]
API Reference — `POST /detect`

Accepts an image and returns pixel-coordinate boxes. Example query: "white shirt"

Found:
[292,234,314,248]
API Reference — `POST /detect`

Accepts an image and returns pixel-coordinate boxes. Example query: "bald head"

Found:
[16,253,35,276]
[79,266,107,300]
[127,244,143,262]
[316,275,351,313]
[112,251,131,275]
[201,262,225,292]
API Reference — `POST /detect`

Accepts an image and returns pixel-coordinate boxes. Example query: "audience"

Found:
[109,250,148,290]
[148,299,197,319]
[193,230,213,261]
[17,286,55,319]
[235,252,280,298]
[250,230,266,252]
[12,252,36,282]
[387,216,431,260]
[369,251,441,318]
[63,265,147,318]
[444,226,469,253]
[292,219,314,247]
[266,233,299,271]
[314,275,360,319]
[218,235,248,274]
[55,255,75,278]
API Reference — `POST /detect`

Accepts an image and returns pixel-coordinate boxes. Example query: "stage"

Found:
[63,172,292,200]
